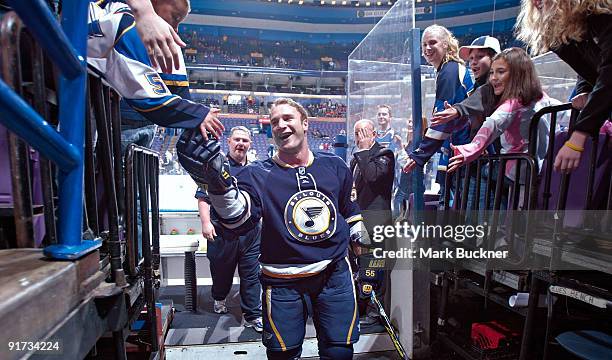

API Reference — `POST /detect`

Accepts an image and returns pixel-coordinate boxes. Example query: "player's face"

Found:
[153,0,189,31]
[270,104,309,155]
[228,130,251,164]
[489,58,510,96]
[468,49,492,80]
[377,107,391,128]
[422,31,446,68]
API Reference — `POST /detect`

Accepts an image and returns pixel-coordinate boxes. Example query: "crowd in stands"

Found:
[181,30,352,71]
[306,101,347,118]
[181,28,521,72]
[191,93,347,118]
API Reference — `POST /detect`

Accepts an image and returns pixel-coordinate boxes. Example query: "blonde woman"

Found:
[515,0,612,173]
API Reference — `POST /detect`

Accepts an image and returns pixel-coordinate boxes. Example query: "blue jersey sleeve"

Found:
[87,3,209,129]
[409,61,472,167]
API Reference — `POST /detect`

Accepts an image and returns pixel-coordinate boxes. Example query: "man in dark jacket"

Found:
[350,119,395,325]
[351,119,395,216]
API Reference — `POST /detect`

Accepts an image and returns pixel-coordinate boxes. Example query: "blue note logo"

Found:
[284,190,336,243]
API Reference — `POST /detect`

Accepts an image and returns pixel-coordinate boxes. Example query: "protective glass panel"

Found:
[533,51,578,129]
[347,1,437,192]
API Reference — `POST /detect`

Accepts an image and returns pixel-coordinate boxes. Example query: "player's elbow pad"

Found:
[350,220,372,247]
[208,189,252,229]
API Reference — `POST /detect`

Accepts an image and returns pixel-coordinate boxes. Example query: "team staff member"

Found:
[350,119,395,323]
[177,98,371,360]
[196,126,263,332]
[87,0,223,138]
[351,119,395,228]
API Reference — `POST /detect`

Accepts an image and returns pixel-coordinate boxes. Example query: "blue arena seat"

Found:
[556,331,612,360]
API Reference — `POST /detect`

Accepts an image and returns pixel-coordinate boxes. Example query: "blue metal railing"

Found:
[0,0,101,259]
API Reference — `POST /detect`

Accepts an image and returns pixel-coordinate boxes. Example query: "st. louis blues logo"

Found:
[284,190,337,243]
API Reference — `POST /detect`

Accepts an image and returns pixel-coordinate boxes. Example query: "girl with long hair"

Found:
[515,0,612,173]
[447,48,564,180]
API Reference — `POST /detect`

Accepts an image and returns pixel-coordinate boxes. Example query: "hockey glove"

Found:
[176,128,233,194]
[349,220,372,247]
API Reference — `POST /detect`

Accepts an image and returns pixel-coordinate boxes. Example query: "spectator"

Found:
[403,25,473,208]
[127,0,186,73]
[515,0,612,173]
[447,48,565,184]
[87,0,224,140]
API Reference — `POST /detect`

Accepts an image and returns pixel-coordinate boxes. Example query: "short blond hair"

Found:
[515,0,612,55]
[271,98,308,121]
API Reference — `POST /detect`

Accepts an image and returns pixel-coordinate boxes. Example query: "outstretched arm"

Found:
[177,129,259,234]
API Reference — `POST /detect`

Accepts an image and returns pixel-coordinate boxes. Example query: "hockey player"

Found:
[86,0,223,138]
[177,98,372,360]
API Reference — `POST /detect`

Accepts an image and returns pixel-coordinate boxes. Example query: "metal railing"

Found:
[125,144,161,351]
[0,0,100,259]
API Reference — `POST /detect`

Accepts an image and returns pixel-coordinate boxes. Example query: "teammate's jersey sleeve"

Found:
[86,2,209,129]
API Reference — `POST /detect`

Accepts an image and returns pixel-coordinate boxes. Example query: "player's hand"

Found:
[135,11,186,73]
[201,221,217,241]
[554,131,587,173]
[402,158,416,173]
[431,101,459,126]
[447,144,465,173]
[570,92,589,110]
[200,108,224,140]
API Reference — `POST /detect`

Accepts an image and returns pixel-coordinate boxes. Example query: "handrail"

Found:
[7,0,83,80]
[0,0,101,259]
[0,79,80,171]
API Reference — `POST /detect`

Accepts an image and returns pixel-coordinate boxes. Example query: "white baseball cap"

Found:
[459,36,501,61]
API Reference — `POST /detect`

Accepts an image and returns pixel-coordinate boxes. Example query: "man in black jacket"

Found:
[351,119,395,215]
[350,119,395,324]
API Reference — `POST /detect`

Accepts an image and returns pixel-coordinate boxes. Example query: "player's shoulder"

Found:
[313,151,347,167]
[244,158,275,174]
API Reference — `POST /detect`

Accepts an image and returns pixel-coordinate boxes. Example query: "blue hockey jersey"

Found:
[87,0,208,129]
[208,151,363,281]
[410,60,473,167]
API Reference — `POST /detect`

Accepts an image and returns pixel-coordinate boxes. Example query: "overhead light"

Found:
[299,0,304,3]
[342,0,347,4]
[365,1,371,6]
[377,1,382,5]
[331,0,336,4]
[321,0,325,4]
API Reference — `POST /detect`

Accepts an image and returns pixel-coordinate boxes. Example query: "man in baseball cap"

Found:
[459,35,501,91]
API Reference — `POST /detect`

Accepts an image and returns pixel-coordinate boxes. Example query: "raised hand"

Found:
[431,101,459,126]
[200,108,224,140]
[447,144,465,173]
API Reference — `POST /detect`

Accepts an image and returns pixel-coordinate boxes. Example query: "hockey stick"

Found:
[371,290,408,360]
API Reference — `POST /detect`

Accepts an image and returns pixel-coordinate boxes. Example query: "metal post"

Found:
[39,0,101,258]
[409,28,424,212]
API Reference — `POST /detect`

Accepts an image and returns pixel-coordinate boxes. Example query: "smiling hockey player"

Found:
[177,98,371,360]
